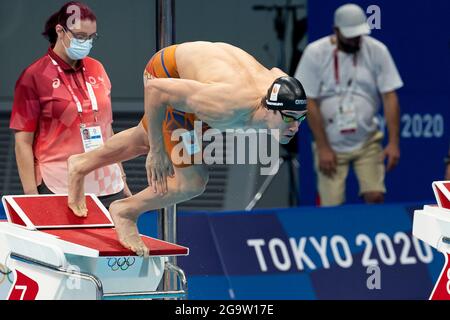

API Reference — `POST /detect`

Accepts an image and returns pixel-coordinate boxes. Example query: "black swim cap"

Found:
[265,76,307,111]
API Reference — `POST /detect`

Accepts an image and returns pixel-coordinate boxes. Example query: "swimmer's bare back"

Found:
[176,41,285,87]
[168,41,287,127]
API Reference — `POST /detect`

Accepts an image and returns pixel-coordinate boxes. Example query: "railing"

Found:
[9,252,188,300]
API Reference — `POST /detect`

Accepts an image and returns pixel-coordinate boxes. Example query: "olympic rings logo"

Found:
[107,257,136,271]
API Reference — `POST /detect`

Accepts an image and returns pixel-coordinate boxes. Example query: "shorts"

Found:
[141,45,208,168]
[312,131,386,206]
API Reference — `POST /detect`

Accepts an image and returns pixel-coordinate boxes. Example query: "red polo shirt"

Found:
[10,48,123,195]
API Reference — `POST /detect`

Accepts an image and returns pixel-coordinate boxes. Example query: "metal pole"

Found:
[156,0,178,294]
[156,0,175,50]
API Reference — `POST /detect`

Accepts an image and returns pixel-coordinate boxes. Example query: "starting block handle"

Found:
[165,262,188,295]
[9,252,104,300]
[8,253,189,300]
[103,262,189,300]
[103,289,187,300]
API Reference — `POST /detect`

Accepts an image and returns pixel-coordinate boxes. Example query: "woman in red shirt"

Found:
[10,1,131,211]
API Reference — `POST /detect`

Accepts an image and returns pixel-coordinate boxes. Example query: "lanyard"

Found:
[333,48,358,88]
[48,55,98,123]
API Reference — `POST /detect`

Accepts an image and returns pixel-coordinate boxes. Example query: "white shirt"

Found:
[294,35,403,152]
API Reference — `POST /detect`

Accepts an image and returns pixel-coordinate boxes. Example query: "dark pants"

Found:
[37,182,125,210]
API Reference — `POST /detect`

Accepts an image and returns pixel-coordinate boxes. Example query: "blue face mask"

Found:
[64,31,93,60]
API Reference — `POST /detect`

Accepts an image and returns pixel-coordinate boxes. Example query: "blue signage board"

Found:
[0,203,444,300]
[174,204,443,300]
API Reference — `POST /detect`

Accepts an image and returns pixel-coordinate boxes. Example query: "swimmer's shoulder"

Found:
[225,84,263,113]
[270,67,288,78]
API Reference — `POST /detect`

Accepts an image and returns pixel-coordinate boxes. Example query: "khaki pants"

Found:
[313,131,386,206]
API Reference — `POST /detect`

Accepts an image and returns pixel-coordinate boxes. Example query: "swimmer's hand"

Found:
[146,148,175,194]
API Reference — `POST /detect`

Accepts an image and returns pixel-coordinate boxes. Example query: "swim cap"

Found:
[265,76,307,111]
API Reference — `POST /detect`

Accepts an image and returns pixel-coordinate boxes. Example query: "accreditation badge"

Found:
[80,125,104,152]
[336,101,358,134]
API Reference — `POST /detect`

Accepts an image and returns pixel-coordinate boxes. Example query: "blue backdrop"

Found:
[136,204,443,300]
[297,0,450,205]
[0,203,443,299]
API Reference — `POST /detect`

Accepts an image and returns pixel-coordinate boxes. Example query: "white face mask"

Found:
[63,29,93,60]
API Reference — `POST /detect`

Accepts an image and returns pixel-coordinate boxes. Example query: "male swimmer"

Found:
[68,41,307,256]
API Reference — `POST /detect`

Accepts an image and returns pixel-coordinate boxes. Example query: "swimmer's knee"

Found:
[184,176,208,199]
[194,173,209,196]
[363,192,384,204]
[109,200,123,212]
[110,198,138,216]
[179,170,208,199]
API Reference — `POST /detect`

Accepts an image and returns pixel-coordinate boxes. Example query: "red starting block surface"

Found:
[3,195,112,229]
[44,228,188,257]
[1,195,189,257]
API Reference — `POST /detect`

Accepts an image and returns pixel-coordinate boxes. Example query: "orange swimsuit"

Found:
[141,45,207,168]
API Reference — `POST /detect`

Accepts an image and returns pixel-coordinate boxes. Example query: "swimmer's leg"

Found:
[68,124,149,217]
[109,165,208,257]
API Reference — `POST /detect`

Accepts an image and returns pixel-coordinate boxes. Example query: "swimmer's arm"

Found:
[143,79,176,193]
[144,79,170,149]
[144,78,232,144]
[144,78,229,192]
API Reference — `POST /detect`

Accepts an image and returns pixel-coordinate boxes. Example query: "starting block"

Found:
[0,195,189,300]
[413,181,450,300]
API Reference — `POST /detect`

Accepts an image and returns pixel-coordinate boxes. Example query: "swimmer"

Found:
[68,41,307,256]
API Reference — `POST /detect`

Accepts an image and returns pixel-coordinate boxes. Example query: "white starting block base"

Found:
[414,205,450,251]
[0,195,189,300]
[413,181,450,300]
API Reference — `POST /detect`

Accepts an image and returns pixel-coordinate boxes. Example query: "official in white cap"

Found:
[335,3,371,38]
[334,3,371,53]
[294,3,403,206]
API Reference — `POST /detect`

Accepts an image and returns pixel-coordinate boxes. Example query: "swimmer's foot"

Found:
[68,154,88,218]
[110,202,150,257]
